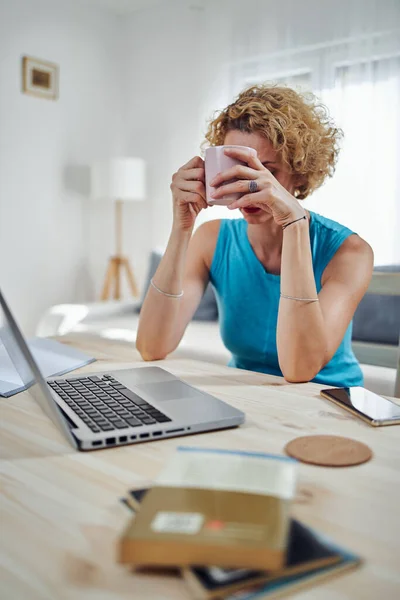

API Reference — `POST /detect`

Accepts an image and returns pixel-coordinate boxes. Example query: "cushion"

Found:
[352,265,400,346]
[136,249,218,322]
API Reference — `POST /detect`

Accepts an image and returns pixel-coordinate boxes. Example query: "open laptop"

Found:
[0,289,244,451]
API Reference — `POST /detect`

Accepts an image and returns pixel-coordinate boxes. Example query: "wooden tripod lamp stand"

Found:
[91,158,146,301]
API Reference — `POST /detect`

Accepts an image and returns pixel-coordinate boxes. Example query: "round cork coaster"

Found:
[284,435,372,467]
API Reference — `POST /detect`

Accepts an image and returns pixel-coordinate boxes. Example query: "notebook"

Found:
[223,554,361,600]
[0,336,96,397]
[119,487,361,599]
[184,537,360,599]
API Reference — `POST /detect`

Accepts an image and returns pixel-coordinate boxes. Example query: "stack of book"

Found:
[118,447,361,599]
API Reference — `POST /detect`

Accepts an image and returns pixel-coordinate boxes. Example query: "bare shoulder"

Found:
[339,233,373,256]
[323,233,374,286]
[335,234,374,266]
[194,219,222,239]
[190,219,222,269]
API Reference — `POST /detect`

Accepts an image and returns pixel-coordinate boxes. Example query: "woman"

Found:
[137,85,373,386]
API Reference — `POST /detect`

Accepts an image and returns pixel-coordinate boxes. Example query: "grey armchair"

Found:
[352,268,400,397]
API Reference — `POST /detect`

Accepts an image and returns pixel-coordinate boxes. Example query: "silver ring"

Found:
[248,180,258,193]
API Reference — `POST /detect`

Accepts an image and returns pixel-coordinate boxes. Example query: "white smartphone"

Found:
[320,386,400,426]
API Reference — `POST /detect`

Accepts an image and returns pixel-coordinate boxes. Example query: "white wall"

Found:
[0,0,123,334]
[122,0,233,257]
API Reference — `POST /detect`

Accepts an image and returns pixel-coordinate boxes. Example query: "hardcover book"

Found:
[118,447,297,570]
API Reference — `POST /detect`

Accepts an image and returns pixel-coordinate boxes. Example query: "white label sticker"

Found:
[151,511,204,535]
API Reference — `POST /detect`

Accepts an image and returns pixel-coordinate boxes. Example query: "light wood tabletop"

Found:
[1,333,400,600]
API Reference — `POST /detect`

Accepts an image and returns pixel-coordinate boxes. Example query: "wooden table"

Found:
[1,334,400,600]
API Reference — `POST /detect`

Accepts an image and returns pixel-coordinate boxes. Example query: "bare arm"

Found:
[136,222,217,360]
[277,222,373,382]
[136,155,221,360]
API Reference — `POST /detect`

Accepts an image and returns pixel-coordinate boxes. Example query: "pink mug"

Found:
[205,145,257,206]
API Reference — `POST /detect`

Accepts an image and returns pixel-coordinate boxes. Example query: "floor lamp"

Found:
[91,158,146,301]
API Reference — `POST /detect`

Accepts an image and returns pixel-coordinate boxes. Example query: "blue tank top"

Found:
[209,211,363,387]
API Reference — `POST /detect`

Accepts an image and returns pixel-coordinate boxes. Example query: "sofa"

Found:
[37,251,400,397]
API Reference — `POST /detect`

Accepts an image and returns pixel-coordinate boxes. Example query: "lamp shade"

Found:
[91,157,146,201]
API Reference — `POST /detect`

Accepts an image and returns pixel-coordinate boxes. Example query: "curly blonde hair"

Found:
[204,85,342,199]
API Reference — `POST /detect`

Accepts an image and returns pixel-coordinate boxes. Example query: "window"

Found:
[229,44,400,264]
[308,56,400,265]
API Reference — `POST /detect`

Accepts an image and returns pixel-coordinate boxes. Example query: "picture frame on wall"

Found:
[22,56,59,100]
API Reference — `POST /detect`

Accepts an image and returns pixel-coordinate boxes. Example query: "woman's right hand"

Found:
[170,156,207,232]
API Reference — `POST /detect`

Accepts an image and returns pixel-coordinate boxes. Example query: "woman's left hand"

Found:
[209,147,306,227]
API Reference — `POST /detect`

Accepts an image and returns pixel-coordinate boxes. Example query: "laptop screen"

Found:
[0,289,76,444]
[0,296,37,392]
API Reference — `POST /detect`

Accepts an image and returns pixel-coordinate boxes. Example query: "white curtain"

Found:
[197,0,400,265]
[309,56,400,265]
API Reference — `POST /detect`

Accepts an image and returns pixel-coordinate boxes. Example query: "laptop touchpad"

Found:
[137,380,202,401]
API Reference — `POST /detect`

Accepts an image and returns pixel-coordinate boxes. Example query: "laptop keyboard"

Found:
[48,375,171,433]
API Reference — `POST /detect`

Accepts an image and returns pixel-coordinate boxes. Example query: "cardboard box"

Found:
[118,447,297,570]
